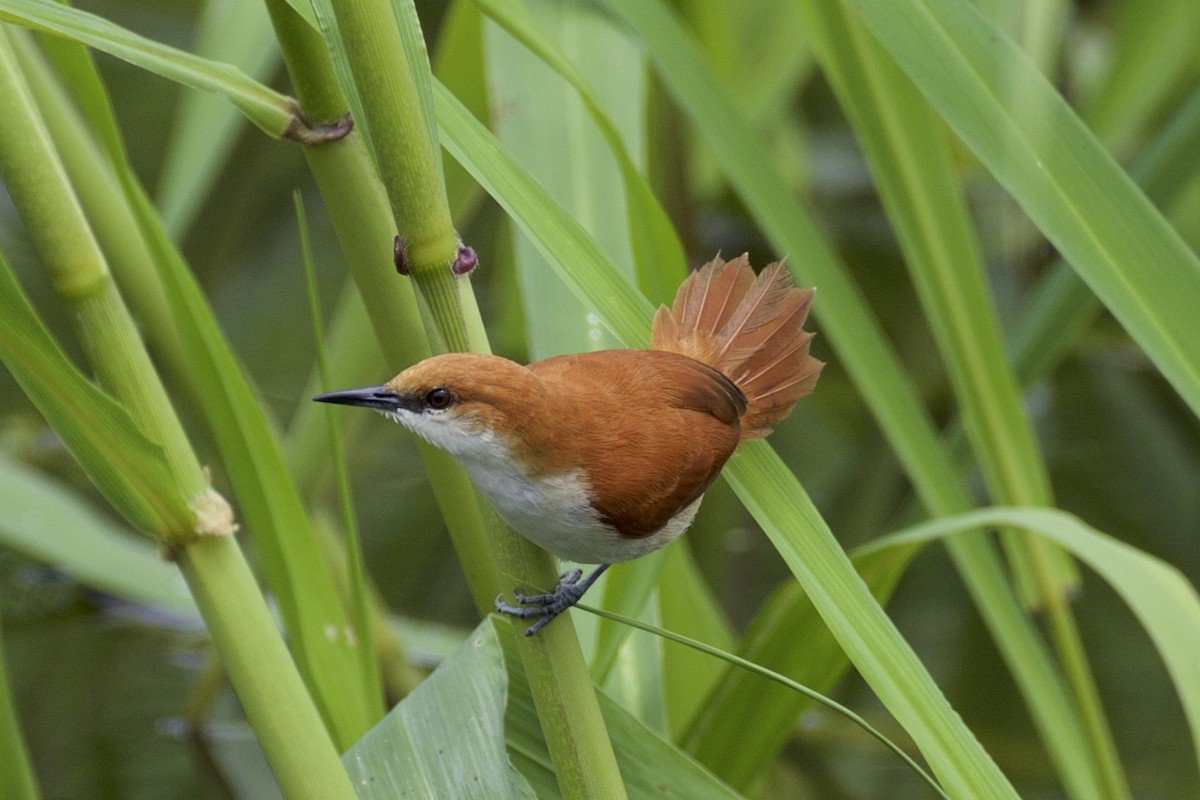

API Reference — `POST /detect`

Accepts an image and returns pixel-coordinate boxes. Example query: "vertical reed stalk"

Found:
[0,29,356,799]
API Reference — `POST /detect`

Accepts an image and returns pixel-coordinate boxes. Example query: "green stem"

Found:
[0,26,206,523]
[0,27,358,795]
[0,32,100,299]
[490,523,632,799]
[263,0,500,611]
[328,0,457,271]
[70,279,208,503]
[177,537,357,800]
[8,29,188,387]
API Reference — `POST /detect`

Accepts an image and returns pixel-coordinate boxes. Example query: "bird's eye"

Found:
[424,387,453,410]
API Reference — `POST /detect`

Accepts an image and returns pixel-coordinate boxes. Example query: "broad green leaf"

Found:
[434,80,1018,798]
[0,254,192,536]
[847,0,1200,420]
[860,507,1200,773]
[435,79,656,345]
[0,0,296,138]
[343,620,535,800]
[0,453,195,613]
[495,618,742,799]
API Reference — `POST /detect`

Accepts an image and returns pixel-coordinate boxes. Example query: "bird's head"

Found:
[314,353,546,464]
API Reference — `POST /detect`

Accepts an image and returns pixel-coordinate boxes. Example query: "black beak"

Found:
[313,386,410,412]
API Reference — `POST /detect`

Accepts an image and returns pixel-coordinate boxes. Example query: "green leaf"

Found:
[0,0,296,137]
[860,507,1200,773]
[0,452,195,612]
[798,0,1077,599]
[343,620,535,800]
[847,0,1200,420]
[483,0,637,358]
[435,79,657,346]
[684,543,914,789]
[495,618,742,799]
[476,0,686,308]
[0,253,192,536]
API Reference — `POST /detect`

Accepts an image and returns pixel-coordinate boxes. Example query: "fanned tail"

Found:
[651,253,823,438]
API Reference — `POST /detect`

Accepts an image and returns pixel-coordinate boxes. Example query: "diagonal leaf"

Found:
[156,0,281,237]
[483,0,638,359]
[859,507,1200,774]
[0,253,192,536]
[847,0,1200,420]
[476,0,685,306]
[0,0,295,136]
[798,0,1072,589]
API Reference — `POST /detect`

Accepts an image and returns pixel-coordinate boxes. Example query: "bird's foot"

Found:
[495,565,609,636]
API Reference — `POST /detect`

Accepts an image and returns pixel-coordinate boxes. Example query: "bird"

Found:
[315,253,823,635]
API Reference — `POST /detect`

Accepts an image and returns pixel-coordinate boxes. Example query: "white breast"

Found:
[386,405,701,563]
[461,460,699,564]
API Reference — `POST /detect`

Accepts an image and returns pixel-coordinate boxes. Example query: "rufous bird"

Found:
[315,254,823,634]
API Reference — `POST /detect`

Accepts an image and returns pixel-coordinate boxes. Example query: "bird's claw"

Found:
[494,568,596,636]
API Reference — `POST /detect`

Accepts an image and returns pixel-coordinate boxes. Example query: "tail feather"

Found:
[651,253,823,438]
